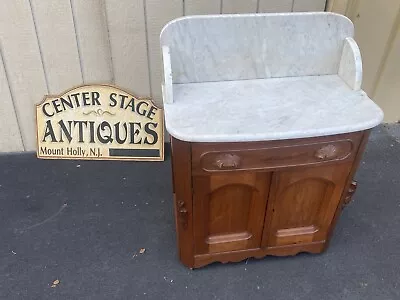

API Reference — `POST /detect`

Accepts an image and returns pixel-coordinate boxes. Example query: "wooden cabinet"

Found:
[262,164,352,248]
[170,131,370,268]
[193,172,271,254]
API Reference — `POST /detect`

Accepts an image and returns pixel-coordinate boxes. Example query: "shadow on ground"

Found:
[0,125,399,300]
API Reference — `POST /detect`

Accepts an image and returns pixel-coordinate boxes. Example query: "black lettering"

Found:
[119,94,128,108]
[144,122,158,145]
[136,101,149,117]
[97,121,113,144]
[73,121,88,143]
[125,98,135,111]
[40,146,47,155]
[147,106,157,120]
[71,93,80,107]
[42,103,54,117]
[42,120,57,142]
[91,91,101,105]
[109,93,117,107]
[82,92,90,106]
[129,122,142,144]
[52,99,62,113]
[58,120,73,143]
[88,121,95,143]
[114,122,128,144]
[60,96,74,111]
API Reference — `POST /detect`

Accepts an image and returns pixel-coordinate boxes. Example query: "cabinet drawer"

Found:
[192,132,363,174]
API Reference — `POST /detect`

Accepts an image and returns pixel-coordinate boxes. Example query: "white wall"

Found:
[0,0,326,152]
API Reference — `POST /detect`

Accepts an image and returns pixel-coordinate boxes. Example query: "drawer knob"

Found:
[315,144,338,160]
[215,153,241,169]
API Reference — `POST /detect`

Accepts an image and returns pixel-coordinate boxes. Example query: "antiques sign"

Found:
[36,85,164,161]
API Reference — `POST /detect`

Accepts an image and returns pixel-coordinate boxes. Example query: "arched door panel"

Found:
[193,172,271,254]
[262,163,352,247]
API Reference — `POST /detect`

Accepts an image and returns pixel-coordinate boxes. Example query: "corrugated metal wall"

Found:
[1,0,326,152]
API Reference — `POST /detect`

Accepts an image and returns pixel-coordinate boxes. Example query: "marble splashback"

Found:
[339,37,362,90]
[161,13,354,84]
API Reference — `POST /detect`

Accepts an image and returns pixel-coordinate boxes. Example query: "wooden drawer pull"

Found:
[214,153,241,169]
[314,144,338,160]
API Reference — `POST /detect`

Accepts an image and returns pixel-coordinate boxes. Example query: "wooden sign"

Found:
[36,85,164,161]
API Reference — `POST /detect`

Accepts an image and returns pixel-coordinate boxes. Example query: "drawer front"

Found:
[192,132,363,174]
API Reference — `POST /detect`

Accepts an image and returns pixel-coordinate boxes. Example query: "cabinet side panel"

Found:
[324,130,371,246]
[171,137,194,267]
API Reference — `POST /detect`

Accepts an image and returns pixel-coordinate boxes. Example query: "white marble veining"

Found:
[164,75,383,142]
[160,13,354,84]
[339,37,362,90]
[161,46,173,104]
[161,13,383,142]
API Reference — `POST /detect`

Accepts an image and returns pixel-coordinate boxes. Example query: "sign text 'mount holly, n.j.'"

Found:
[36,85,164,161]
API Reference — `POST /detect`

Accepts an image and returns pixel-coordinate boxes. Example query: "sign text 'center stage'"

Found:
[36,85,164,161]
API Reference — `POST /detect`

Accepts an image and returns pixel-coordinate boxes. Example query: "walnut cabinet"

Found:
[170,131,369,268]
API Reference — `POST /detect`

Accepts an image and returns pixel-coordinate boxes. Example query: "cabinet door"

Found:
[193,172,271,254]
[262,163,352,247]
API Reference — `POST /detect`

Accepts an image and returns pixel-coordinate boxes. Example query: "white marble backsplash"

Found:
[161,13,354,84]
[161,13,383,142]
[339,37,362,90]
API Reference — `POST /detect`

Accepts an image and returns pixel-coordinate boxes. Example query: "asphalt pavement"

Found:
[0,125,399,300]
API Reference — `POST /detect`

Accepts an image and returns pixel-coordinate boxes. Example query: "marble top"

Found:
[161,13,383,142]
[164,75,383,142]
